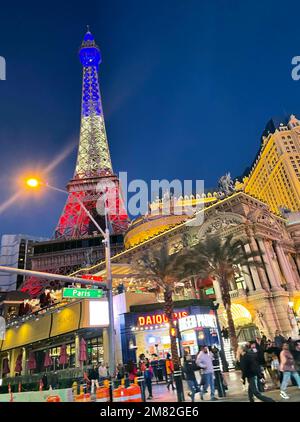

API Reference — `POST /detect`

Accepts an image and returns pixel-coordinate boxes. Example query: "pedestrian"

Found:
[139,354,146,372]
[196,345,217,401]
[165,353,175,391]
[237,344,248,390]
[255,336,266,391]
[42,373,48,390]
[274,330,286,349]
[89,364,99,393]
[242,342,275,402]
[144,359,153,400]
[264,346,277,388]
[292,340,300,376]
[182,354,200,402]
[98,361,108,385]
[127,360,138,383]
[270,353,280,388]
[279,342,300,399]
[116,363,125,386]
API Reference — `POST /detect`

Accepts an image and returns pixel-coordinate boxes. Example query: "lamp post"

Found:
[25,178,116,376]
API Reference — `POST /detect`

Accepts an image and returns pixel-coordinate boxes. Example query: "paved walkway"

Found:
[146,371,300,403]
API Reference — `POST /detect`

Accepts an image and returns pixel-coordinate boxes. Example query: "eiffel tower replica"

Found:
[21,29,129,296]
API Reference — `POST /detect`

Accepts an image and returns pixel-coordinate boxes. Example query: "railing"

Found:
[229,289,247,299]
[1,366,90,387]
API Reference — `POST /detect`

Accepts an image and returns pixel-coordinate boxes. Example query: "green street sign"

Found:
[63,287,103,299]
[205,287,215,295]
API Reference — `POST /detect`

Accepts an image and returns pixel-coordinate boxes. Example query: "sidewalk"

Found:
[146,371,300,403]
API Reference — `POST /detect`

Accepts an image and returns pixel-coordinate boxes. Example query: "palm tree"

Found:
[189,234,263,354]
[133,242,192,367]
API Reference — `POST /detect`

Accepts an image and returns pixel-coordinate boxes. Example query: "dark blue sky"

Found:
[1,0,300,238]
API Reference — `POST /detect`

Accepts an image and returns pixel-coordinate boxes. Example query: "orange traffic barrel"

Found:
[126,383,142,402]
[96,386,110,402]
[74,393,91,402]
[113,385,128,403]
[46,395,61,402]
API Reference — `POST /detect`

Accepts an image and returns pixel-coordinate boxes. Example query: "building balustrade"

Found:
[229,288,248,299]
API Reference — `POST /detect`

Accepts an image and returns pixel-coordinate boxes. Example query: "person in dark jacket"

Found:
[144,360,153,400]
[292,340,300,375]
[242,342,275,402]
[255,337,267,391]
[182,354,200,402]
[274,330,286,349]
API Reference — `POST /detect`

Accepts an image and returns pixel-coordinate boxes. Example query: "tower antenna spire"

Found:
[86,24,90,32]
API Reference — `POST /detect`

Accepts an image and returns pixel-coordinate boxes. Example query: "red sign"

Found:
[81,275,103,282]
[138,311,188,327]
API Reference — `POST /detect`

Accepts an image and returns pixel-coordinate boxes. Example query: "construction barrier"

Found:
[113,385,128,402]
[74,393,91,402]
[0,388,73,402]
[46,395,61,402]
[96,386,110,402]
[126,383,142,402]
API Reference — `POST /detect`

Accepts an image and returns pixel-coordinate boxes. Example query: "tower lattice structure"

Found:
[55,30,129,239]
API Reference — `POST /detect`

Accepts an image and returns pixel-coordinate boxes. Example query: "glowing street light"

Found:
[26,177,40,188]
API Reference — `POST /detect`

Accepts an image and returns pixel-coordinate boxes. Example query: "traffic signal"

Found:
[170,327,177,337]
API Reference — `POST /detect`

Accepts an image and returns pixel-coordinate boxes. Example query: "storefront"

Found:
[119,299,223,363]
[0,298,109,379]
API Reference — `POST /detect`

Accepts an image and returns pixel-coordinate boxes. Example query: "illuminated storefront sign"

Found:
[178,314,217,332]
[137,311,188,327]
[89,300,109,326]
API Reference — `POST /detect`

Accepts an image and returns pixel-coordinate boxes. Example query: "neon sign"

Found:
[178,314,217,332]
[137,311,188,327]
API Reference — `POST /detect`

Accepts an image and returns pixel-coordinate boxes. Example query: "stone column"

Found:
[258,239,283,291]
[9,348,18,377]
[295,255,300,278]
[249,237,271,292]
[75,334,80,368]
[244,243,263,290]
[103,328,110,366]
[274,243,296,291]
[21,347,27,376]
[288,254,300,290]
[272,292,294,337]
[241,264,255,292]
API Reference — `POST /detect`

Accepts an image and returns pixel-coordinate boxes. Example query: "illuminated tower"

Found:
[55,29,129,238]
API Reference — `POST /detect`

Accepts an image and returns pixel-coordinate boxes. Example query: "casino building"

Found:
[84,115,300,348]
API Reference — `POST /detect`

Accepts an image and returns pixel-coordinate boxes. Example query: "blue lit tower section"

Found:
[76,30,113,177]
[54,30,129,239]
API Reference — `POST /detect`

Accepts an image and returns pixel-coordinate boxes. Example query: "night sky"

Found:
[1,0,300,238]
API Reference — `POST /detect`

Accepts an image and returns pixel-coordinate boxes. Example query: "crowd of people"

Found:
[236,331,300,401]
[82,331,300,402]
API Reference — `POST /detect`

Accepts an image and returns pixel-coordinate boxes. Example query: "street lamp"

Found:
[25,177,116,376]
